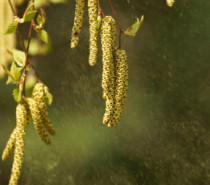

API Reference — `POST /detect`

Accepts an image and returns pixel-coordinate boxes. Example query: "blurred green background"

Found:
[1,0,210,184]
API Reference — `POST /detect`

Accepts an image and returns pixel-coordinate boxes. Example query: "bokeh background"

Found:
[1,0,210,184]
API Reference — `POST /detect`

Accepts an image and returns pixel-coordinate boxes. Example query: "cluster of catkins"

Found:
[70,0,128,127]
[2,83,55,185]
[0,0,16,78]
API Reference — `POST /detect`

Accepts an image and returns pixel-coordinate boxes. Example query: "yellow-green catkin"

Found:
[32,83,55,135]
[166,0,175,7]
[26,97,51,145]
[0,0,16,78]
[88,0,98,66]
[2,128,17,161]
[8,102,29,185]
[70,0,85,48]
[100,16,116,125]
[109,49,128,127]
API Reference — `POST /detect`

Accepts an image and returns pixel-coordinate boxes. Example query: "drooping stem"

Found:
[98,0,101,12]
[8,0,26,51]
[8,0,41,92]
[22,0,36,95]
[107,0,123,48]
[98,0,105,18]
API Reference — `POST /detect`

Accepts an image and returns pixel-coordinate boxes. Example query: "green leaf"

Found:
[124,15,144,37]
[25,74,37,91]
[37,8,46,28]
[8,49,26,67]
[6,62,22,85]
[24,38,50,55]
[23,10,37,22]
[44,86,53,105]
[2,64,15,80]
[50,0,67,4]
[37,29,49,43]
[5,22,18,34]
[40,8,46,23]
[13,88,22,102]
[37,15,43,26]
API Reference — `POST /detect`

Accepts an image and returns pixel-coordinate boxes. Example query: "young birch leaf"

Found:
[37,15,43,26]
[40,8,46,24]
[23,10,37,22]
[25,38,50,55]
[13,88,22,102]
[5,22,18,34]
[37,30,49,43]
[124,16,144,37]
[50,0,67,4]
[25,74,37,91]
[2,65,16,82]
[8,49,26,67]
[44,86,53,105]
[6,62,22,85]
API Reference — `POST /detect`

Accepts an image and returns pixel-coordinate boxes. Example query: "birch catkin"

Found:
[2,128,17,161]
[26,97,51,145]
[70,0,85,48]
[32,83,55,135]
[109,49,128,127]
[8,102,28,185]
[101,16,116,125]
[88,0,98,66]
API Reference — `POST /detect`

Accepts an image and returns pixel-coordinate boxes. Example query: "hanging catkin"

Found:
[2,103,30,162]
[70,0,85,48]
[32,83,55,135]
[26,97,51,145]
[88,0,98,66]
[8,102,29,185]
[109,49,128,127]
[100,16,116,125]
[2,128,17,161]
[0,0,16,78]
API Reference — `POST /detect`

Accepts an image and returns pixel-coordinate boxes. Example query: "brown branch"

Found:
[98,0,101,12]
[22,0,36,95]
[8,0,41,94]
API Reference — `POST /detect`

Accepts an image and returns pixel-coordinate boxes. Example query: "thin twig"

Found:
[107,0,123,48]
[22,0,35,95]
[98,0,101,12]
[8,0,41,87]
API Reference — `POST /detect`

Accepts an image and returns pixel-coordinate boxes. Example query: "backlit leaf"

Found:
[5,22,18,34]
[25,74,37,91]
[44,86,53,105]
[50,0,67,4]
[6,62,22,85]
[37,15,43,26]
[8,49,26,67]
[24,38,50,55]
[124,16,144,37]
[23,10,37,22]
[37,29,49,43]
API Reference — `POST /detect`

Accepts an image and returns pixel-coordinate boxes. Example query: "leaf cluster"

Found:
[5,3,49,44]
